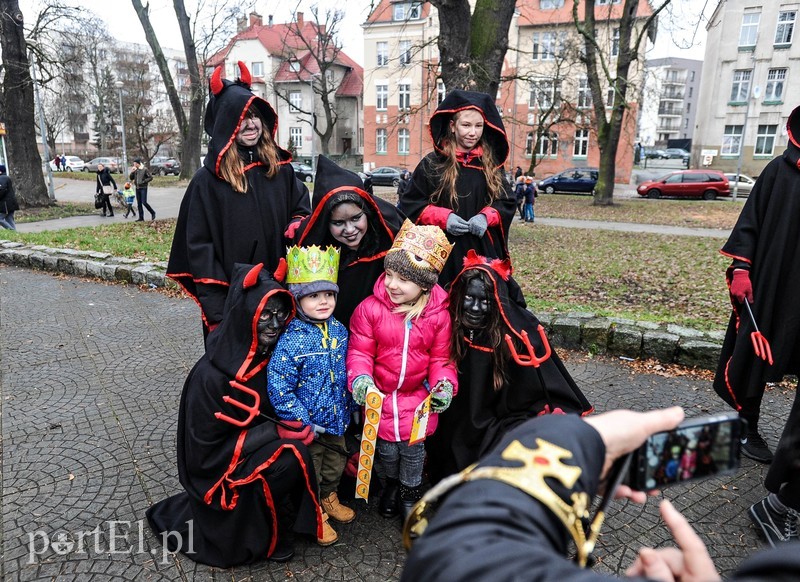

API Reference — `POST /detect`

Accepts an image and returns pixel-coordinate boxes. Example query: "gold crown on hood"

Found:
[387,220,453,274]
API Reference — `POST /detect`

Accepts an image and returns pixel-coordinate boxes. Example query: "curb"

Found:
[0,240,723,370]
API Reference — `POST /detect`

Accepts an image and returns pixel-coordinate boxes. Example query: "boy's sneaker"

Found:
[740,430,773,464]
[749,495,799,547]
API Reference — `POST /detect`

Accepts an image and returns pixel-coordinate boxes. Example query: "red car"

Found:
[637,170,730,200]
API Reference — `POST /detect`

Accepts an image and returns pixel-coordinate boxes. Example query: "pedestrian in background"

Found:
[0,165,18,230]
[129,158,155,222]
[121,182,136,218]
[523,176,536,223]
[95,162,116,218]
[60,154,66,171]
[54,155,61,172]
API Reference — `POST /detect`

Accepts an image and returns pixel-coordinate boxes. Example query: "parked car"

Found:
[366,166,404,187]
[49,156,85,172]
[665,148,691,162]
[149,156,181,176]
[291,162,315,183]
[723,173,756,197]
[537,168,599,195]
[84,157,120,173]
[636,169,730,200]
[644,148,668,160]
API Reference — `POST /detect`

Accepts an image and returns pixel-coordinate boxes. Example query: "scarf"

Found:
[455,145,484,166]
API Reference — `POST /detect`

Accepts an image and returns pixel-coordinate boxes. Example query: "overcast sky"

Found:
[25,0,711,67]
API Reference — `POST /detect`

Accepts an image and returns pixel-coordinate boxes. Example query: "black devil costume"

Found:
[398,89,517,289]
[146,263,322,567]
[402,414,800,580]
[294,155,404,328]
[167,62,310,329]
[426,252,593,484]
[713,105,800,434]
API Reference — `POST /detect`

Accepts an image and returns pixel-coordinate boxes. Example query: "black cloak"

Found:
[403,415,800,581]
[167,63,310,328]
[294,155,404,328]
[713,105,800,412]
[426,255,593,483]
[146,263,322,568]
[398,89,517,288]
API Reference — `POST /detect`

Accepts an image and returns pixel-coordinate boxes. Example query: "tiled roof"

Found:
[517,0,654,26]
[366,0,432,24]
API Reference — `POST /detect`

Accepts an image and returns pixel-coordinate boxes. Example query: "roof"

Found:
[517,0,654,26]
[366,0,432,25]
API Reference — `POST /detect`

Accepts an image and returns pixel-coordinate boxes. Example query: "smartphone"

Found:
[627,412,744,490]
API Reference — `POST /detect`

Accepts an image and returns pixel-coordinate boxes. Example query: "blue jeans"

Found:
[376,439,426,487]
[524,203,534,222]
[136,188,155,220]
[0,211,16,230]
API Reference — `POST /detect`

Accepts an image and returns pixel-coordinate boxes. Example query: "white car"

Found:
[723,173,756,197]
[49,156,85,172]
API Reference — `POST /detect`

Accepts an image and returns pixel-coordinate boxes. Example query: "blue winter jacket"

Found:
[267,317,351,436]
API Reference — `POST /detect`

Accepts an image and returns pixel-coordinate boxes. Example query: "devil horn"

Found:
[273,258,287,283]
[210,66,223,95]
[463,249,484,268]
[243,263,264,289]
[488,257,512,280]
[237,61,252,87]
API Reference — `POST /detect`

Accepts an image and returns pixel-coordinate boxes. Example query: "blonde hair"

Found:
[392,290,431,323]
[218,107,281,193]
[430,112,504,210]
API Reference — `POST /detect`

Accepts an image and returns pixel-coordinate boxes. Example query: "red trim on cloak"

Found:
[167,273,211,329]
[237,290,296,382]
[723,356,743,411]
[719,249,752,264]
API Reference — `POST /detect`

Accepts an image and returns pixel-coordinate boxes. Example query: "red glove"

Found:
[277,420,314,445]
[284,218,303,239]
[730,269,753,304]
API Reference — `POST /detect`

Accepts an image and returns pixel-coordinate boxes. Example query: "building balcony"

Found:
[657,110,683,117]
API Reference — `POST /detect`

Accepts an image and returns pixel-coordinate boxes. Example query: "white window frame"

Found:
[730,69,752,103]
[376,84,388,111]
[739,11,760,47]
[755,124,777,156]
[398,128,410,154]
[252,61,263,76]
[606,86,615,108]
[765,68,787,101]
[775,11,796,45]
[611,28,620,57]
[541,31,557,61]
[289,90,302,112]
[289,60,301,72]
[437,79,446,105]
[398,83,411,110]
[577,77,591,109]
[399,40,412,66]
[289,127,302,150]
[573,129,589,157]
[540,0,564,8]
[377,42,389,67]
[722,125,743,155]
[535,132,559,157]
[376,128,387,154]
[530,79,561,109]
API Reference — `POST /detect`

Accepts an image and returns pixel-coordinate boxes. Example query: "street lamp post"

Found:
[114,81,128,177]
[308,73,320,174]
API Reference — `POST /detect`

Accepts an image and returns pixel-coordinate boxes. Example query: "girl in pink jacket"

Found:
[347,221,457,522]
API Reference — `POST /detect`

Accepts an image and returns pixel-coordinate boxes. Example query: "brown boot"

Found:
[321,491,356,524]
[317,512,338,546]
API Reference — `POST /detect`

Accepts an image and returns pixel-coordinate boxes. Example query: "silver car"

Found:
[724,173,756,197]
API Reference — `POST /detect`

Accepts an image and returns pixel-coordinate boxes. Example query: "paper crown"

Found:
[387,220,453,274]
[285,245,340,285]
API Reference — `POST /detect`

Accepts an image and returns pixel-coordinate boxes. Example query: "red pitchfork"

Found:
[215,380,261,427]
[504,325,552,367]
[742,300,774,365]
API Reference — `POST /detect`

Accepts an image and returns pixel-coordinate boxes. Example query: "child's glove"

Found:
[352,375,375,405]
[430,379,454,412]
[467,214,488,237]
[277,420,314,445]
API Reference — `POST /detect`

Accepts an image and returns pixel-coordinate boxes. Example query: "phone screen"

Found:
[629,413,743,490]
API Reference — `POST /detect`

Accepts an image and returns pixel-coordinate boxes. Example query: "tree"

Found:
[574,0,670,206]
[429,0,516,95]
[0,0,50,206]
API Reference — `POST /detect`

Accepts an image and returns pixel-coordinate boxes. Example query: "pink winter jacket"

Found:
[347,275,458,442]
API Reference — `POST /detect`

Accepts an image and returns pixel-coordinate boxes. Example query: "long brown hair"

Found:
[430,111,504,210]
[219,106,281,193]
[449,269,508,392]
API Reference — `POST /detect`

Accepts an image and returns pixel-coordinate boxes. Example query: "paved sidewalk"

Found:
[1,266,788,580]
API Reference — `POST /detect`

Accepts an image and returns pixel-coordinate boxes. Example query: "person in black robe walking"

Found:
[146,262,322,567]
[398,89,517,290]
[167,61,310,335]
[425,251,592,483]
[294,155,404,328]
[95,163,117,218]
[713,104,800,465]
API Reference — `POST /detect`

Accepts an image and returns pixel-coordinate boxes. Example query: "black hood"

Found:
[429,89,509,168]
[203,61,291,177]
[206,262,295,381]
[297,155,403,253]
[785,104,800,168]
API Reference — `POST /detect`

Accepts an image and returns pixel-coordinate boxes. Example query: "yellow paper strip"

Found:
[355,385,384,501]
[408,394,431,445]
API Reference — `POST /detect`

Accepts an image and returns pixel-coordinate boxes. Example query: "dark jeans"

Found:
[136,187,155,219]
[100,194,114,216]
[376,439,425,487]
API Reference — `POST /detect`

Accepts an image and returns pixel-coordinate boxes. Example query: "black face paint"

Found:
[462,278,491,329]
[257,295,290,353]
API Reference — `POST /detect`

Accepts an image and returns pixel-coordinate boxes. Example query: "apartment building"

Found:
[694,1,799,177]
[209,12,364,166]
[362,0,653,182]
[638,57,703,147]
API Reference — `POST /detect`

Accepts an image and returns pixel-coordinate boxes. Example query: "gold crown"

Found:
[285,245,340,284]
[388,220,454,274]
